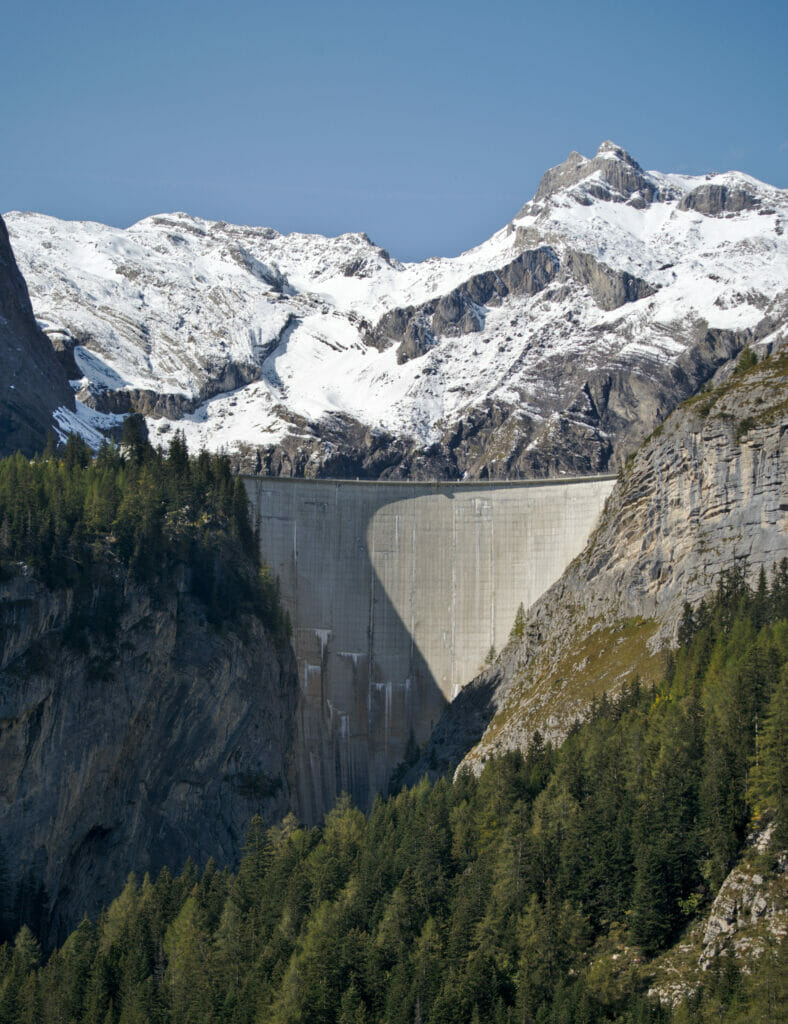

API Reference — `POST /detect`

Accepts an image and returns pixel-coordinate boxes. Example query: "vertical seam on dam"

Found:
[451,501,457,693]
[409,514,415,665]
[490,505,496,666]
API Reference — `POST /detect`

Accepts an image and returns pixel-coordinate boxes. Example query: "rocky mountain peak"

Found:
[595,139,632,159]
[531,139,655,207]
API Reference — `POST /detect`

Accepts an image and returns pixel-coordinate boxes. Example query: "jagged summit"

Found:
[4,145,787,479]
[531,139,654,206]
[596,139,629,156]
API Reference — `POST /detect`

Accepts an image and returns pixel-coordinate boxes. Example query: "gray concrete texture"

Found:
[244,476,616,821]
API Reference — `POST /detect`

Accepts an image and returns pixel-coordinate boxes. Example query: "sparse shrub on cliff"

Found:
[734,346,758,375]
[735,415,757,440]
[510,602,526,642]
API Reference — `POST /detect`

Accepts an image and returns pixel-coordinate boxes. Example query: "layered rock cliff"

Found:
[0,215,74,457]
[0,563,298,943]
[412,344,788,777]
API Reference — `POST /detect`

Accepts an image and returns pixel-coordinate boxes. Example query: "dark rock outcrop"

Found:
[0,216,74,456]
[0,565,299,943]
[223,242,288,291]
[562,249,656,310]
[364,246,654,365]
[365,247,560,362]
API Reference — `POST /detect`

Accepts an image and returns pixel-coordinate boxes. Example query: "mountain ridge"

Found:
[6,141,787,477]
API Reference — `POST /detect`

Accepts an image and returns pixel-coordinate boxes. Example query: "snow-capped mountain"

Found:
[6,142,788,477]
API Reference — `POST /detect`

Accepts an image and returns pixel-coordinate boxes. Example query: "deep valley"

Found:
[0,142,785,1023]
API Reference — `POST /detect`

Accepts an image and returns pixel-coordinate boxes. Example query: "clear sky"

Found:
[2,0,786,261]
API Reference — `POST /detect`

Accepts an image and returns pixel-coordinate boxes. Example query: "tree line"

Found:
[0,420,289,636]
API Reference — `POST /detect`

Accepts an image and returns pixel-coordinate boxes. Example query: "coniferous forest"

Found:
[0,531,785,1022]
[0,420,288,637]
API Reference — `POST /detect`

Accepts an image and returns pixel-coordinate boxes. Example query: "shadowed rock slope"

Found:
[0,444,300,944]
[0,215,73,456]
[411,344,788,779]
[0,564,298,944]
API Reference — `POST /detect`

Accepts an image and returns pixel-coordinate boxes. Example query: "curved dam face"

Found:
[244,476,616,822]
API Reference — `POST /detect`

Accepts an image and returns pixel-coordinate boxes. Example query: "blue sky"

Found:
[2,0,786,261]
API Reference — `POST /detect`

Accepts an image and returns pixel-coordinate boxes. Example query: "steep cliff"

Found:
[0,441,301,944]
[0,215,74,457]
[413,345,787,777]
[0,563,298,944]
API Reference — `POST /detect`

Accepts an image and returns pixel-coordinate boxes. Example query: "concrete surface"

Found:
[245,476,616,820]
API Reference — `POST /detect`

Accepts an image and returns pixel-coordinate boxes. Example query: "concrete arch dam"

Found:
[245,475,616,822]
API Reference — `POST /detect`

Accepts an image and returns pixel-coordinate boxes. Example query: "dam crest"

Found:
[245,475,616,822]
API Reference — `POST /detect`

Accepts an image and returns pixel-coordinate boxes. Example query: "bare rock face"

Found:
[698,826,786,971]
[364,246,656,365]
[364,247,561,363]
[410,347,788,778]
[0,566,298,943]
[561,249,656,311]
[678,183,761,216]
[531,141,659,206]
[0,216,73,456]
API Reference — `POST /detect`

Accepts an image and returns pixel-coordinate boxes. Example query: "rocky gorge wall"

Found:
[0,567,298,944]
[245,475,616,822]
[414,348,788,778]
[0,215,73,458]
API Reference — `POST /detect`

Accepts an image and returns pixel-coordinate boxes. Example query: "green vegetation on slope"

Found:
[0,420,288,636]
[689,347,788,435]
[482,616,663,750]
[1,564,785,1023]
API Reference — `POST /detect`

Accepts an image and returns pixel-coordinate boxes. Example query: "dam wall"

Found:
[245,475,616,821]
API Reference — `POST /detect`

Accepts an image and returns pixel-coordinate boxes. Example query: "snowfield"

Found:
[6,142,788,473]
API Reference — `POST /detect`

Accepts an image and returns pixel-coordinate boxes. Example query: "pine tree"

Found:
[120,414,148,463]
[163,894,211,1023]
[629,840,673,955]
[12,925,41,975]
[231,477,256,558]
[749,666,788,845]
[0,842,9,944]
[510,603,526,642]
